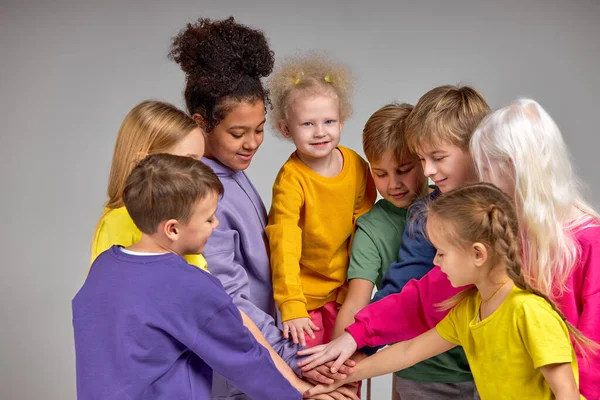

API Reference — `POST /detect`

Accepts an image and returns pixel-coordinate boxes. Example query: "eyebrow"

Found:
[228,119,266,130]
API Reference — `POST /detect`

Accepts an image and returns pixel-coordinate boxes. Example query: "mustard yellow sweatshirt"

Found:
[266,146,376,321]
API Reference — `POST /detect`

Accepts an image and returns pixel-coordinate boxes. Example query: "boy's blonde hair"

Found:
[268,52,353,136]
[362,103,414,164]
[406,85,490,152]
[471,98,599,296]
[106,100,199,210]
[123,154,223,234]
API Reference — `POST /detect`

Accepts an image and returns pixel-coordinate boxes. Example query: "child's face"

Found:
[370,150,424,208]
[427,217,479,288]
[417,141,477,193]
[205,100,265,171]
[167,127,205,160]
[280,93,342,160]
[177,192,220,255]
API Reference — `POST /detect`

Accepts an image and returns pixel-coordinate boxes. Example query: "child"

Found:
[335,85,490,399]
[170,18,357,398]
[302,183,593,400]
[91,100,207,269]
[73,154,302,400]
[266,53,377,348]
[331,103,427,398]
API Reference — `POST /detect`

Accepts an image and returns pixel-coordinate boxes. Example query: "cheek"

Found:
[372,176,388,194]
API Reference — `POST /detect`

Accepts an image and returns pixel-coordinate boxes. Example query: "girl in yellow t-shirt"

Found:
[302,183,597,400]
[266,53,376,349]
[91,100,207,270]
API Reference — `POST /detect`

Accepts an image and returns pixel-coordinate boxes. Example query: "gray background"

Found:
[1,0,599,399]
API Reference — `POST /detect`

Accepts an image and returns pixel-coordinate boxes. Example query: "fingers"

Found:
[298,344,327,357]
[308,319,321,331]
[304,325,315,343]
[336,385,360,400]
[327,361,354,376]
[303,384,334,398]
[283,323,290,340]
[300,351,337,372]
[290,324,300,345]
[315,364,347,381]
[303,368,334,385]
[329,354,348,374]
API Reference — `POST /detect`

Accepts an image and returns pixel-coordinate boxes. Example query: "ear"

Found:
[278,120,292,138]
[339,118,344,132]
[192,113,207,130]
[472,242,488,267]
[162,219,180,242]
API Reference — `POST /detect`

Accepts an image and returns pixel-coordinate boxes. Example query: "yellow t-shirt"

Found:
[265,146,376,321]
[436,286,581,400]
[91,207,208,271]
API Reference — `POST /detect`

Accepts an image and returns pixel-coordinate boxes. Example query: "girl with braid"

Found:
[302,183,596,399]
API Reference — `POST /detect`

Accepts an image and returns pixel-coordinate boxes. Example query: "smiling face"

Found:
[279,93,343,160]
[203,100,266,171]
[417,140,477,193]
[370,150,425,208]
[175,192,220,255]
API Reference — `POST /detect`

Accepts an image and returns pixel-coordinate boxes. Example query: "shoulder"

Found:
[574,220,600,249]
[340,146,369,169]
[169,258,231,304]
[98,207,138,230]
[357,201,394,227]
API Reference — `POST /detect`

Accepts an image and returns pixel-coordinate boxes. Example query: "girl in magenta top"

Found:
[299,99,600,399]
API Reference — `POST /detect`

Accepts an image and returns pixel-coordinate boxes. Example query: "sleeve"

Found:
[517,299,574,369]
[189,300,301,400]
[572,233,600,397]
[435,303,462,345]
[372,203,436,302]
[347,225,381,284]
[346,266,467,348]
[90,212,140,264]
[265,171,308,321]
[352,159,377,227]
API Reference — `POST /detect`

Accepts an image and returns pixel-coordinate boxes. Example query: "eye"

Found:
[375,173,387,178]
[433,156,446,162]
[325,119,336,124]
[302,122,313,127]
[230,131,244,139]
[397,166,414,175]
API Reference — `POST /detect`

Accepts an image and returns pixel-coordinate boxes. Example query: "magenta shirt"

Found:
[347,222,600,399]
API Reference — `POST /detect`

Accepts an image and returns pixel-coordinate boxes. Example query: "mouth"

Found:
[389,191,409,200]
[433,178,447,186]
[237,153,254,161]
[310,141,330,147]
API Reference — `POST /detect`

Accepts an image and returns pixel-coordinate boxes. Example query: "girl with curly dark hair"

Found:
[170,17,358,400]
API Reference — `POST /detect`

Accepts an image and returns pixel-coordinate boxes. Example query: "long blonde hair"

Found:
[106,100,199,209]
[430,183,597,356]
[470,99,599,296]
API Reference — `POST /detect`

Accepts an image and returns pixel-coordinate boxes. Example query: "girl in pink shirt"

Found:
[298,99,600,399]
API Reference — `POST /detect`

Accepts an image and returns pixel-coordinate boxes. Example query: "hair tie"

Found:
[294,76,301,85]
[324,75,332,83]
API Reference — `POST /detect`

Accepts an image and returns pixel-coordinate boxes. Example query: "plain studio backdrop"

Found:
[1,0,599,398]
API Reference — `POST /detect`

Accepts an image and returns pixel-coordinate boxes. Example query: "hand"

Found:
[302,381,345,398]
[303,360,357,384]
[284,317,320,347]
[298,332,358,374]
[303,384,359,400]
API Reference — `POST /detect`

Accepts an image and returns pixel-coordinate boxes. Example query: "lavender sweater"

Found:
[202,158,303,399]
[72,246,300,400]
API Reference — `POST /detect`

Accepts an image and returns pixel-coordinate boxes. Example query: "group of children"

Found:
[72,16,599,400]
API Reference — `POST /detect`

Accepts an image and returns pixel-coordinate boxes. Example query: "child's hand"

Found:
[283,317,320,347]
[298,332,358,374]
[303,360,357,384]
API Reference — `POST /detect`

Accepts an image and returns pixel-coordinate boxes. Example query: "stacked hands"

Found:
[293,330,361,399]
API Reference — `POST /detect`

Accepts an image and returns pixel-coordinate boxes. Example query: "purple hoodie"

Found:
[202,157,303,400]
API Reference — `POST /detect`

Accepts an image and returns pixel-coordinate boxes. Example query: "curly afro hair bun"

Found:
[169,17,275,130]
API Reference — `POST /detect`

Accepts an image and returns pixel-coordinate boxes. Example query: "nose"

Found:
[213,216,219,229]
[423,159,437,178]
[388,173,403,190]
[313,124,326,138]
[243,133,258,151]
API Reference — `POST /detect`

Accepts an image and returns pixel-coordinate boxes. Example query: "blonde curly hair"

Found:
[268,52,353,136]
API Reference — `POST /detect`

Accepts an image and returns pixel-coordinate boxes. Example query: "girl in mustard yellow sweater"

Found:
[266,53,376,349]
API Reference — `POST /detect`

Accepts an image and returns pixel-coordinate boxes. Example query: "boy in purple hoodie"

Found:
[72,154,301,400]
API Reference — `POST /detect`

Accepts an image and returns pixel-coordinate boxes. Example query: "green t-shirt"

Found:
[348,198,472,383]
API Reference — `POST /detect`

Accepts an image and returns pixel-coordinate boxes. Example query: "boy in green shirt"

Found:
[332,103,427,398]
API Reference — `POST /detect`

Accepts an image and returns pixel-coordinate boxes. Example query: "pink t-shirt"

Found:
[347,222,600,399]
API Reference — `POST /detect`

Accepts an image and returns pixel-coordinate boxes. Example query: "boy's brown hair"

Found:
[123,154,223,234]
[406,85,490,152]
[362,103,415,164]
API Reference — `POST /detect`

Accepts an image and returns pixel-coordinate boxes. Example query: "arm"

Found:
[347,266,466,348]
[352,161,377,227]
[332,279,374,339]
[204,221,304,375]
[540,364,580,400]
[303,329,456,397]
[192,302,301,400]
[372,202,435,302]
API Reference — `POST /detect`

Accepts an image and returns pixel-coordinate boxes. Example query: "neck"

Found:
[475,266,512,302]
[296,148,341,177]
[127,234,179,255]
